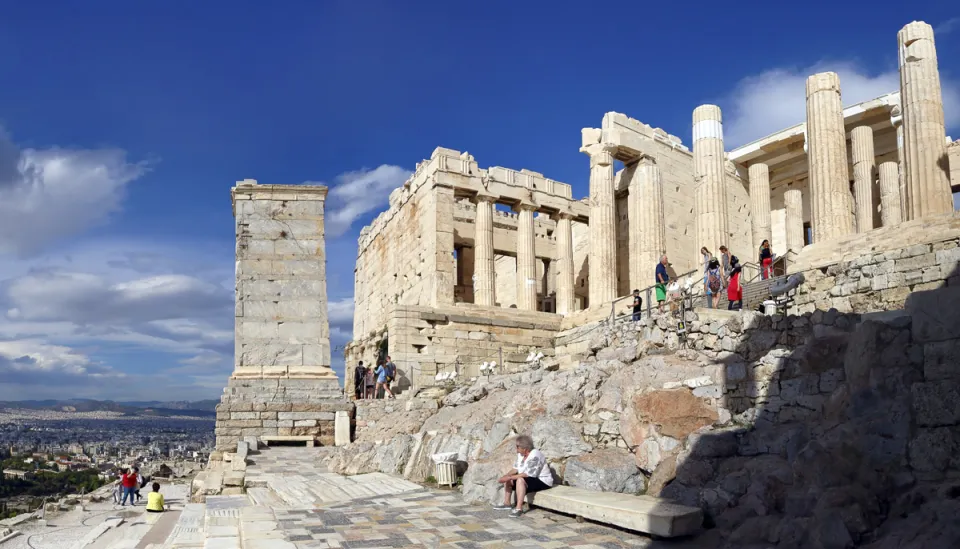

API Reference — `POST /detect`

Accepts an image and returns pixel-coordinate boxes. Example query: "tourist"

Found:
[120,468,137,506]
[494,435,553,517]
[353,360,366,400]
[112,472,122,504]
[759,240,774,280]
[706,258,724,309]
[727,256,743,310]
[631,289,642,321]
[364,364,375,399]
[719,245,731,282]
[375,358,395,400]
[655,255,670,314]
[134,466,144,502]
[146,482,165,513]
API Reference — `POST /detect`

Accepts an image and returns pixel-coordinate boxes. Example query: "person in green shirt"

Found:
[146,482,165,513]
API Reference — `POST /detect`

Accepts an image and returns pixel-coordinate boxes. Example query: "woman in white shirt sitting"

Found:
[494,434,554,517]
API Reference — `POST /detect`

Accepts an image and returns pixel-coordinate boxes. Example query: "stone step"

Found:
[201,496,247,549]
[531,486,702,538]
[164,504,206,549]
[244,488,285,509]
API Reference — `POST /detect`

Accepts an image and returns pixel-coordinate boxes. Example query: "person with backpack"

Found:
[707,258,724,309]
[375,358,395,399]
[759,240,774,280]
[134,466,145,502]
[727,256,743,310]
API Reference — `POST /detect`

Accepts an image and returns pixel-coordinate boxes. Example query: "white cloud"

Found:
[328,298,354,329]
[323,165,411,236]
[722,62,960,148]
[0,130,147,256]
[935,17,960,36]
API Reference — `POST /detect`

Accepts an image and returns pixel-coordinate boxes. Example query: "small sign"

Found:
[677,321,686,334]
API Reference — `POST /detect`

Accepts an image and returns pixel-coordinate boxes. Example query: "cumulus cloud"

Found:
[0,130,147,256]
[323,165,411,236]
[0,340,128,399]
[722,62,960,148]
[935,17,960,36]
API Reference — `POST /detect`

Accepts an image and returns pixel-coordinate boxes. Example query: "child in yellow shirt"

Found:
[146,482,165,513]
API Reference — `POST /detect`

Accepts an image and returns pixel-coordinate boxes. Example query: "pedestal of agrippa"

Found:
[214,180,349,451]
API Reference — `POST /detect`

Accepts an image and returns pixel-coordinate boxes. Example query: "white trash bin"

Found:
[762,300,777,316]
[431,452,459,488]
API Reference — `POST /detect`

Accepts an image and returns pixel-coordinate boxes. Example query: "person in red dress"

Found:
[727,257,743,310]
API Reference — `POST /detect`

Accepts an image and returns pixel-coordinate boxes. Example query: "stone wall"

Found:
[215,379,352,450]
[791,238,960,315]
[345,304,562,396]
[353,398,439,443]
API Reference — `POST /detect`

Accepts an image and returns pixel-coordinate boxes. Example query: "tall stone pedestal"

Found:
[216,180,349,451]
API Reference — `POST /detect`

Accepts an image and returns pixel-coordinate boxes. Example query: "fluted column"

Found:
[581,143,618,306]
[784,188,805,253]
[693,105,729,260]
[851,126,876,233]
[555,212,575,315]
[899,21,953,219]
[472,194,496,306]
[891,106,907,221]
[879,161,903,227]
[748,163,772,252]
[515,202,538,311]
[806,72,855,243]
[628,157,666,290]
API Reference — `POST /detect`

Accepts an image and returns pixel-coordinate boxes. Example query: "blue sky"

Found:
[0,2,958,401]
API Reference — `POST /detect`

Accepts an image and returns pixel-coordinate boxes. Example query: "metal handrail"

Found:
[609,268,701,323]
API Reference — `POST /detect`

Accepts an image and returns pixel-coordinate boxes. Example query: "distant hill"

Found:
[0,398,218,418]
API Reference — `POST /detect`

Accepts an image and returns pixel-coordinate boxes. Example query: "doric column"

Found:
[784,188,805,253]
[879,161,903,227]
[580,143,618,306]
[850,126,876,233]
[806,72,855,243]
[629,157,666,290]
[891,106,907,221]
[472,193,496,306]
[515,202,538,311]
[693,105,729,259]
[555,211,575,315]
[898,21,953,219]
[748,163,772,252]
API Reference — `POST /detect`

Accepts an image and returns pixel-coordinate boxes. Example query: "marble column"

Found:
[898,21,953,219]
[748,163,772,252]
[581,143,618,306]
[806,72,855,243]
[555,212,575,315]
[879,161,903,227]
[628,157,666,291]
[850,126,876,233]
[784,188,805,253]
[515,202,538,311]
[693,105,729,259]
[472,194,496,306]
[891,106,907,221]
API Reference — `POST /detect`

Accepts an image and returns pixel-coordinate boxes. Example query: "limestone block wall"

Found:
[345,305,562,394]
[353,398,438,443]
[233,185,333,378]
[354,176,455,340]
[791,238,960,315]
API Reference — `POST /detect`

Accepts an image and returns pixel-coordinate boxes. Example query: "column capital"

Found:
[515,199,540,213]
[890,104,903,127]
[579,142,617,165]
[475,191,498,204]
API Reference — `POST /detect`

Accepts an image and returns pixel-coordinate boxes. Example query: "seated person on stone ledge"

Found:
[494,435,553,517]
[146,482,165,513]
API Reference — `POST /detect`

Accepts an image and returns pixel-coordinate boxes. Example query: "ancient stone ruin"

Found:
[206,19,960,547]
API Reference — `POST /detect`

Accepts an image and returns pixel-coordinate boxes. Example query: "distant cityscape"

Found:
[0,401,215,517]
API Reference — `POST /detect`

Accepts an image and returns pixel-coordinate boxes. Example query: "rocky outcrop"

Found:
[322,283,960,548]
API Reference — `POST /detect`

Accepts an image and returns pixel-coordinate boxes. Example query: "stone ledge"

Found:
[531,486,702,538]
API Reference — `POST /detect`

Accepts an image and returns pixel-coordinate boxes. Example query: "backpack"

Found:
[708,269,722,293]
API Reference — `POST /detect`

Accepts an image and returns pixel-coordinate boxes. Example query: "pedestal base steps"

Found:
[214,378,351,451]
